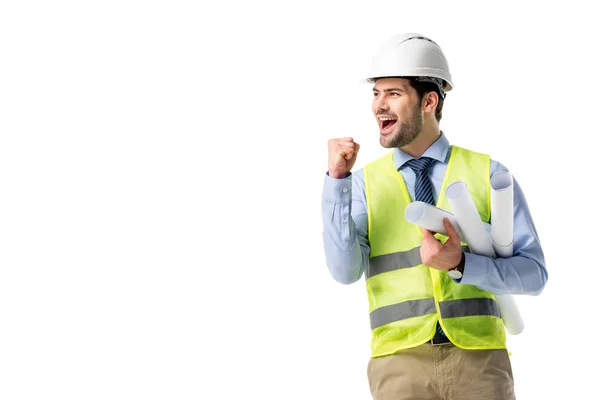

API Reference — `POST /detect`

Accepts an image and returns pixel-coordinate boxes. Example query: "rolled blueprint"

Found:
[491,171,514,257]
[446,181,524,335]
[405,201,491,240]
[404,201,464,241]
[490,172,523,334]
[445,182,495,258]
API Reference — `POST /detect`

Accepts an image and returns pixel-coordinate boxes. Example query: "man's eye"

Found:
[390,92,400,97]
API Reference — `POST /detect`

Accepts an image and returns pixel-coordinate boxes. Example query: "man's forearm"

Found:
[460,252,547,295]
[321,174,370,284]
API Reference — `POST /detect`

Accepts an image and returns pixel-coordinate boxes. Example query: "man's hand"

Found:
[420,218,463,271]
[328,137,360,179]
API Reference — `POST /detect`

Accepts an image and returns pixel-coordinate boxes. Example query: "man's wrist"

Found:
[447,252,465,280]
[327,171,351,179]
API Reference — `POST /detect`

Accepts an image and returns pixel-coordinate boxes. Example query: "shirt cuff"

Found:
[323,172,352,203]
[456,252,488,286]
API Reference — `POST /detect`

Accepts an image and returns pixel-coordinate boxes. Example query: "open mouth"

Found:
[379,117,397,134]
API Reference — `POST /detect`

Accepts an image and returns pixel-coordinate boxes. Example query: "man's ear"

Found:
[422,91,439,113]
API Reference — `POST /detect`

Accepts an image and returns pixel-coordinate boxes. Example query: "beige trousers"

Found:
[367,343,515,400]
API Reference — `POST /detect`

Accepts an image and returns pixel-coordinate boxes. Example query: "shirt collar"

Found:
[393,131,451,171]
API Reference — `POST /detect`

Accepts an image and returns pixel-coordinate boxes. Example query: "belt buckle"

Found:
[430,334,452,346]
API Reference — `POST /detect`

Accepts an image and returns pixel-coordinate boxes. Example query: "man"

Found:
[321,33,547,400]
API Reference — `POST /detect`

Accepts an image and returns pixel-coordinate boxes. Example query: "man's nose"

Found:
[374,96,389,112]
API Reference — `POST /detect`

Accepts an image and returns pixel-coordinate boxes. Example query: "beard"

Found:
[380,103,424,149]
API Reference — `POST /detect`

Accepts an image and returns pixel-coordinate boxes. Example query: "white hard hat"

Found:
[366,33,454,95]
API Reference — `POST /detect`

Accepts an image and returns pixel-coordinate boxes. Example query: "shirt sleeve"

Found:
[321,171,370,284]
[458,161,548,295]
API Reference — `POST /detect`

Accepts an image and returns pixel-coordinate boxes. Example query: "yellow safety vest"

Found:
[363,145,506,358]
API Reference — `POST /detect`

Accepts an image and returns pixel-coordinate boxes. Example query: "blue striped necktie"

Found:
[405,157,435,206]
[404,157,448,341]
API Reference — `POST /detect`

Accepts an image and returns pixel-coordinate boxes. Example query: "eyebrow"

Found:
[373,87,407,93]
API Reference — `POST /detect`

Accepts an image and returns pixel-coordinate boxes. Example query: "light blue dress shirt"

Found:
[321,133,547,295]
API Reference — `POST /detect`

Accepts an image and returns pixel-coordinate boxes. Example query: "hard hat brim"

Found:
[362,76,453,92]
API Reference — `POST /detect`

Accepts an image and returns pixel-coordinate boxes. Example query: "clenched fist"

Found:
[420,218,463,271]
[328,137,360,179]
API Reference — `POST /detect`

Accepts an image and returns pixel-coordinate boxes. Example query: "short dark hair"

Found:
[408,78,445,122]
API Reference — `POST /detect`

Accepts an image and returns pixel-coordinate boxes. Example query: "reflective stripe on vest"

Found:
[370,297,502,330]
[364,145,506,357]
[367,245,470,279]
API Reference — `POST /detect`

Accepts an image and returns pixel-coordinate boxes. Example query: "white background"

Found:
[0,1,596,399]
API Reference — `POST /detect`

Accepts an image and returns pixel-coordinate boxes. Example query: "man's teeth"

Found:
[379,117,396,121]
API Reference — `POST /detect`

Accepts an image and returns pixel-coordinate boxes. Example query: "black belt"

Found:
[430,322,451,345]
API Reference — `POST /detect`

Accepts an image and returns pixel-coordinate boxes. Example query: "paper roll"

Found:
[445,180,524,335]
[490,172,523,334]
[491,171,514,249]
[445,182,496,258]
[404,201,464,240]
[495,295,523,334]
[492,242,513,259]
